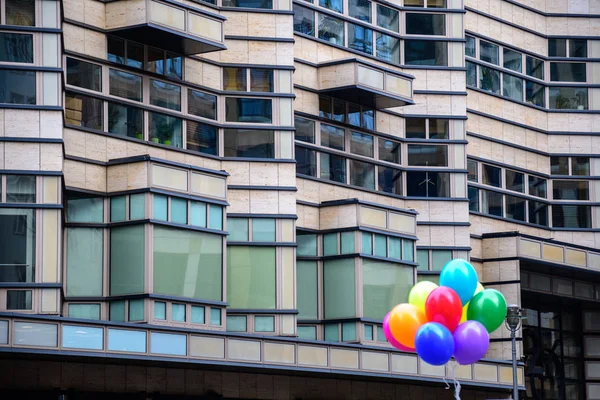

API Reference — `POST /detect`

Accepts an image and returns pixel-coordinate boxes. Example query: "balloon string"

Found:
[450,361,462,400]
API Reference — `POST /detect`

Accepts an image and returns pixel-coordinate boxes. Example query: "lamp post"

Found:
[505,304,522,400]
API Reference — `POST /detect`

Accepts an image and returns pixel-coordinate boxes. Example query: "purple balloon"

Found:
[453,321,489,365]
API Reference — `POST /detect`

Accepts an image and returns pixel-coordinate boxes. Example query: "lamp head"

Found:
[506,304,521,330]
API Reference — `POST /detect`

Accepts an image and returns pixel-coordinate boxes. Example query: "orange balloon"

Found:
[388,303,427,349]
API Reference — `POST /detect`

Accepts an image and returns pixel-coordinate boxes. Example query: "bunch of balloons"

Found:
[382,259,507,366]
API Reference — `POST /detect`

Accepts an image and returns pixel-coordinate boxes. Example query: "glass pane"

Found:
[297,232,317,256]
[210,308,221,325]
[110,195,126,222]
[482,164,501,187]
[13,322,57,348]
[7,290,31,309]
[342,322,356,341]
[529,176,547,198]
[374,234,387,257]
[431,250,452,271]
[553,180,589,200]
[465,35,476,57]
[227,315,247,332]
[252,218,275,242]
[362,232,372,254]
[350,159,375,189]
[154,301,166,320]
[350,131,373,157]
[227,218,249,241]
[526,56,544,80]
[128,299,144,321]
[129,193,145,220]
[323,233,338,256]
[227,247,276,308]
[172,303,186,321]
[0,208,35,283]
[150,79,181,111]
[324,259,356,318]
[405,171,450,197]
[321,124,345,150]
[403,240,414,262]
[6,0,35,26]
[406,13,445,35]
[572,156,590,176]
[364,324,374,341]
[550,62,586,82]
[190,201,207,227]
[348,23,373,55]
[191,306,205,323]
[209,205,223,230]
[153,226,222,301]
[528,200,548,226]
[407,145,448,166]
[66,58,101,90]
[66,228,103,296]
[171,197,187,224]
[296,147,317,176]
[297,261,318,319]
[466,61,477,87]
[188,89,217,120]
[406,118,426,139]
[405,40,447,66]
[255,316,275,332]
[108,102,143,139]
[417,249,429,271]
[223,67,246,91]
[548,38,566,57]
[319,0,342,13]
[552,205,591,228]
[505,170,524,192]
[525,80,545,107]
[480,41,499,65]
[467,160,478,182]
[349,0,371,21]
[6,175,35,203]
[187,121,217,156]
[377,5,398,32]
[223,129,274,158]
[226,98,272,123]
[107,329,146,352]
[110,225,145,295]
[65,93,103,130]
[69,304,101,320]
[569,39,587,57]
[506,195,526,221]
[320,152,347,183]
[503,48,522,72]
[481,190,503,217]
[318,14,345,45]
[363,259,413,319]
[389,237,401,260]
[107,36,125,64]
[250,69,273,92]
[324,324,339,341]
[479,66,500,94]
[429,119,448,139]
[503,74,523,101]
[149,112,183,147]
[298,326,317,340]
[150,332,186,355]
[293,5,315,35]
[0,69,35,104]
[551,156,569,175]
[110,300,126,322]
[468,187,479,212]
[295,116,315,143]
[379,139,400,164]
[153,194,168,221]
[549,87,588,110]
[340,231,355,254]
[109,69,142,101]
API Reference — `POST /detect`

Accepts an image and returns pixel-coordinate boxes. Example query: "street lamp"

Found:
[505,304,522,400]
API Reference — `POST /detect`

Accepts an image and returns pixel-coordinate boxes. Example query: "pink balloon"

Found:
[383,312,415,352]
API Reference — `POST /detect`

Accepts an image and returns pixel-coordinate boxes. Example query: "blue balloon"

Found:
[440,259,478,305]
[415,322,454,366]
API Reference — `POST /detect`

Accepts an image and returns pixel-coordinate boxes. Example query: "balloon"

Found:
[415,322,455,366]
[408,281,438,313]
[459,283,484,323]
[467,289,507,333]
[440,259,478,305]
[425,286,462,332]
[453,321,490,365]
[383,312,414,352]
[389,303,427,349]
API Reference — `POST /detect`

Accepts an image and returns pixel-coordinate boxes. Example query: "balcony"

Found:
[105,0,226,55]
[317,59,414,109]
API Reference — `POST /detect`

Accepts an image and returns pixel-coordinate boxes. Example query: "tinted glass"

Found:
[528,201,548,226]
[503,48,522,72]
[0,32,32,62]
[548,39,566,57]
[320,152,347,183]
[67,58,101,91]
[250,69,273,92]
[465,36,476,57]
[376,33,400,63]
[468,187,479,211]
[224,129,274,158]
[378,139,400,163]
[467,160,478,182]
[529,176,547,198]
[551,156,569,175]
[108,103,143,139]
[553,180,589,200]
[350,131,373,157]
[525,80,545,107]
[6,0,35,26]
[406,171,449,197]
[320,0,342,12]
[293,5,315,35]
[188,89,217,120]
[405,40,447,66]
[407,145,448,166]
[378,166,401,194]
[550,63,586,82]
[348,23,372,55]
[572,157,590,176]
[505,170,524,192]
[429,119,448,139]
[225,98,272,123]
[377,5,398,32]
[481,190,503,217]
[482,164,501,187]
[503,74,523,101]
[505,195,525,221]
[296,146,317,176]
[569,39,587,58]
[295,116,315,143]
[480,41,499,65]
[0,69,35,104]
[223,67,246,91]
[349,0,371,22]
[480,66,500,94]
[222,0,273,8]
[406,13,445,35]
[109,69,142,101]
[187,121,217,155]
[526,56,544,79]
[466,61,477,87]
[150,79,181,111]
[406,118,426,139]
[318,14,345,46]
[552,205,591,228]
[321,123,345,150]
[350,159,375,189]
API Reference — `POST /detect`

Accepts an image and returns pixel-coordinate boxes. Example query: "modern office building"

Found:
[0,0,599,398]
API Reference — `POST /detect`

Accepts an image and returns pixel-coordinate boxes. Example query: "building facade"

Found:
[0,0,599,398]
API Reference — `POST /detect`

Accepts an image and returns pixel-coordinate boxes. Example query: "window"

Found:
[66,228,103,296]
[293,5,315,36]
[222,0,272,8]
[6,0,35,26]
[0,209,35,283]
[569,39,587,57]
[223,67,247,91]
[551,63,586,82]
[549,39,587,58]
[227,218,249,241]
[429,119,449,139]
[296,146,317,176]
[549,87,588,110]
[298,326,317,340]
[149,112,182,147]
[65,93,103,130]
[406,171,449,197]
[466,61,477,87]
[467,160,478,182]
[405,13,445,35]
[404,40,447,66]
[549,39,567,57]
[503,48,522,72]
[297,261,318,319]
[321,123,345,150]
[188,89,217,120]
[318,14,345,46]
[191,306,205,324]
[109,69,142,101]
[0,69,35,104]
[505,170,524,192]
[252,219,276,242]
[349,0,371,22]
[187,121,217,156]
[376,32,400,63]
[553,181,589,200]
[227,316,247,332]
[350,131,373,157]
[224,129,274,158]
[528,201,548,226]
[210,308,221,325]
[465,36,476,58]
[482,164,501,187]
[348,23,373,55]
[503,74,523,101]
[377,5,398,32]
[320,0,342,13]
[7,290,32,310]
[529,176,547,198]
[320,152,347,183]
[363,259,413,319]
[481,190,503,217]
[67,194,103,223]
[571,157,590,176]
[479,66,500,94]
[108,102,143,139]
[480,41,499,65]
[378,139,400,163]
[154,302,166,320]
[6,175,35,203]
[319,96,374,129]
[407,144,448,166]
[295,116,315,143]
[69,304,101,320]
[526,56,544,80]
[552,205,591,228]
[172,303,186,322]
[0,32,32,63]
[227,247,276,308]
[110,225,144,295]
[225,98,272,123]
[468,187,479,211]
[505,195,525,221]
[150,79,181,111]
[297,232,317,256]
[431,250,452,271]
[107,37,183,78]
[552,156,569,175]
[350,159,375,189]
[250,69,274,92]
[526,80,545,107]
[146,48,182,80]
[324,259,355,319]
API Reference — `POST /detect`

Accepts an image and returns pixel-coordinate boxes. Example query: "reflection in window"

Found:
[552,205,591,229]
[69,304,101,320]
[377,5,398,32]
[150,332,186,355]
[188,89,217,120]
[227,247,276,308]
[553,180,589,200]
[378,166,401,195]
[505,170,524,192]
[319,0,342,13]
[107,329,146,353]
[223,67,247,91]
[296,146,317,176]
[407,145,448,166]
[466,61,477,87]
[187,121,217,156]
[528,201,548,226]
[569,39,587,57]
[376,33,400,63]
[482,164,501,187]
[404,40,447,66]
[146,48,182,80]
[65,93,103,131]
[481,190,503,217]
[465,36,476,58]
[149,112,182,147]
[7,290,31,309]
[250,69,273,92]
[109,69,142,101]
[378,139,400,163]
[503,74,523,101]
[6,0,35,26]
[349,0,371,22]
[405,13,445,35]
[525,80,545,107]
[406,171,449,197]
[321,123,345,150]
[350,131,373,157]
[350,159,375,189]
[505,195,525,221]
[222,0,273,8]
[227,315,247,332]
[467,160,478,182]
[0,69,35,104]
[480,40,499,65]
[223,129,274,158]
[225,98,272,123]
[468,187,479,211]
[526,56,544,80]
[293,5,315,36]
[429,119,448,139]
[320,152,347,183]
[67,59,101,91]
[572,157,590,176]
[108,102,143,139]
[0,207,36,282]
[550,62,586,82]
[548,38,566,57]
[479,66,500,94]
[529,176,547,198]
[503,48,522,72]
[295,116,315,143]
[318,14,345,45]
[110,225,145,295]
[150,79,181,111]
[549,87,588,110]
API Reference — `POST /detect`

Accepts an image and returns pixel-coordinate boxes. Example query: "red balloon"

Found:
[425,287,463,332]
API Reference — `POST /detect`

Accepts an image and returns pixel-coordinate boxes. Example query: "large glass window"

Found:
[404,40,447,66]
[405,13,445,35]
[320,0,342,13]
[187,121,217,156]
[377,5,398,32]
[528,201,548,226]
[109,69,142,101]
[318,14,345,45]
[149,112,182,147]
[550,63,586,82]
[66,58,101,91]
[296,146,317,176]
[320,152,347,183]
[223,129,274,158]
[529,176,547,198]
[526,80,545,107]
[227,247,276,309]
[65,93,103,130]
[350,160,375,189]
[549,87,588,110]
[0,69,35,104]
[481,190,503,217]
[553,180,589,200]
[150,79,181,111]
[503,48,522,72]
[348,23,373,55]
[108,103,142,139]
[66,228,103,296]
[225,98,272,123]
[188,89,217,120]
[505,195,525,221]
[552,205,591,229]
[6,0,35,26]
[479,66,500,94]
[379,139,400,164]
[321,124,345,150]
[0,209,35,282]
[67,194,103,223]
[480,40,499,65]
[503,74,523,101]
[406,171,449,197]
[407,145,448,166]
[363,259,413,319]
[324,259,355,319]
[526,56,544,80]
[293,5,315,36]
[375,33,400,63]
[110,225,144,295]
[6,175,35,202]
[295,116,315,143]
[350,131,373,157]
[349,0,371,22]
[153,226,222,301]
[297,261,318,319]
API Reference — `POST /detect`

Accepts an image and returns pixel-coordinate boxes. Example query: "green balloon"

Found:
[466,289,507,333]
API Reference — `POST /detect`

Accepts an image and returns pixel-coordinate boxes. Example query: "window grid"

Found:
[151,300,223,327]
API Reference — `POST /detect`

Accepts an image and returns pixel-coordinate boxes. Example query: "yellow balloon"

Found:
[408,281,438,313]
[460,283,484,323]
